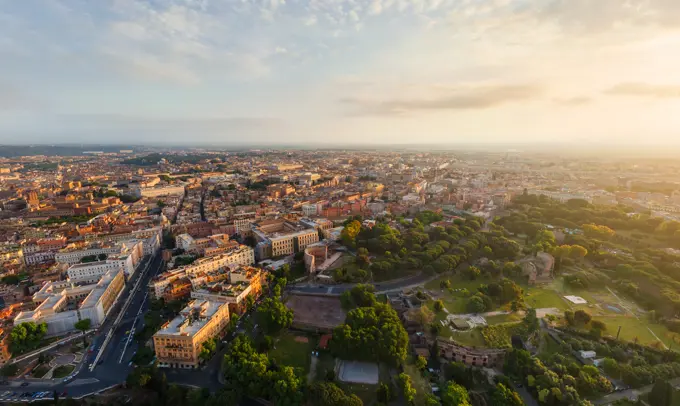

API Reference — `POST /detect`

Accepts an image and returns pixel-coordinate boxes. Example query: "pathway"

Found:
[307,356,318,384]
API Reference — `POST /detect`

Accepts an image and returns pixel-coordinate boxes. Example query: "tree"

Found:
[340,284,377,310]
[331,303,409,367]
[306,382,363,406]
[464,266,481,280]
[408,305,435,328]
[574,309,592,325]
[490,383,523,406]
[432,299,445,313]
[341,220,362,247]
[441,280,452,289]
[256,298,294,334]
[377,383,392,403]
[583,223,615,239]
[1,275,20,285]
[415,355,428,370]
[223,335,304,405]
[9,322,48,354]
[199,338,217,363]
[523,308,539,334]
[467,296,486,313]
[397,373,416,405]
[570,245,588,259]
[650,380,673,406]
[74,318,91,346]
[441,381,471,406]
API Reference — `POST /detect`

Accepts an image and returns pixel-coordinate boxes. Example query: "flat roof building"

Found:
[153,299,230,369]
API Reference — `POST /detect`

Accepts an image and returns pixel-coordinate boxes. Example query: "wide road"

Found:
[0,252,165,399]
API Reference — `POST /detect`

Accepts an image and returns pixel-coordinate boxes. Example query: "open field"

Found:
[286,294,346,330]
[524,288,570,310]
[486,313,522,325]
[592,316,680,347]
[269,332,316,374]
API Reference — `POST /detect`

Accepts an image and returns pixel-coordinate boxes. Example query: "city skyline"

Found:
[1,0,680,144]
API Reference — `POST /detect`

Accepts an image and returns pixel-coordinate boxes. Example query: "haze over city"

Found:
[1,0,680,145]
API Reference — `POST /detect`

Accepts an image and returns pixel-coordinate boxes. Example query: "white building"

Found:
[176,234,195,251]
[55,240,144,267]
[14,269,125,336]
[130,184,186,198]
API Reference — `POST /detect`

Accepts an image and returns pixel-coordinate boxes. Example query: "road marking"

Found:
[66,378,100,387]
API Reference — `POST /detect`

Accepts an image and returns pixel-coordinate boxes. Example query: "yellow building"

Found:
[153,300,230,369]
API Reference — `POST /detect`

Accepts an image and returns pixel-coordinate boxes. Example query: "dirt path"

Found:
[308,356,318,384]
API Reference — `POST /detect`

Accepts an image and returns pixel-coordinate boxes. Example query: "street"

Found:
[0,251,165,399]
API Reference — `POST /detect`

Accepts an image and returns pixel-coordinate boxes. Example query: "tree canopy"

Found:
[256,297,294,334]
[331,302,409,367]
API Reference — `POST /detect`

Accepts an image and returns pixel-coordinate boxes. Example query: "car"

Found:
[20,382,29,387]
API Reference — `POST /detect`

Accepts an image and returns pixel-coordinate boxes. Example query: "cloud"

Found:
[553,96,592,106]
[0,83,42,111]
[604,82,680,98]
[341,84,542,116]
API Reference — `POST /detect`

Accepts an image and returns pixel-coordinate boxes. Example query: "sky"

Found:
[1,0,680,145]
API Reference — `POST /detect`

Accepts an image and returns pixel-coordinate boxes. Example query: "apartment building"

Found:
[189,266,265,314]
[153,300,230,369]
[130,184,186,198]
[66,260,128,284]
[149,245,254,298]
[251,218,321,259]
[14,269,125,336]
[55,239,143,266]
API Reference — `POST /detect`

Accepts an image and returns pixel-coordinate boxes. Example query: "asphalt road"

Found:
[0,252,165,400]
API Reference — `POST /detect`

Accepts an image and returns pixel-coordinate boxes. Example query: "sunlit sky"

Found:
[1,0,680,145]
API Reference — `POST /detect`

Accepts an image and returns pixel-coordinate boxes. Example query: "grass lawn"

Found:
[52,364,75,378]
[593,316,666,346]
[485,313,522,325]
[440,328,487,348]
[373,267,419,282]
[31,364,50,378]
[523,287,569,310]
[647,323,680,349]
[425,274,490,292]
[269,331,315,375]
[336,382,377,404]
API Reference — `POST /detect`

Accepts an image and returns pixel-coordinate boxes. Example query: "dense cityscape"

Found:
[0,147,678,405]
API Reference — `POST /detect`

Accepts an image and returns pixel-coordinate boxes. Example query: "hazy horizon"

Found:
[1,0,680,145]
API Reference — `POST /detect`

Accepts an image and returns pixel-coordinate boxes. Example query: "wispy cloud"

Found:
[341,84,543,116]
[553,96,592,106]
[604,82,680,98]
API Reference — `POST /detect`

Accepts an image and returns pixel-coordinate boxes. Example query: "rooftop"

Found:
[155,300,226,337]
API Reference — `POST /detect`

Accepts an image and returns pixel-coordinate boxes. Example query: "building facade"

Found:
[153,300,230,369]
